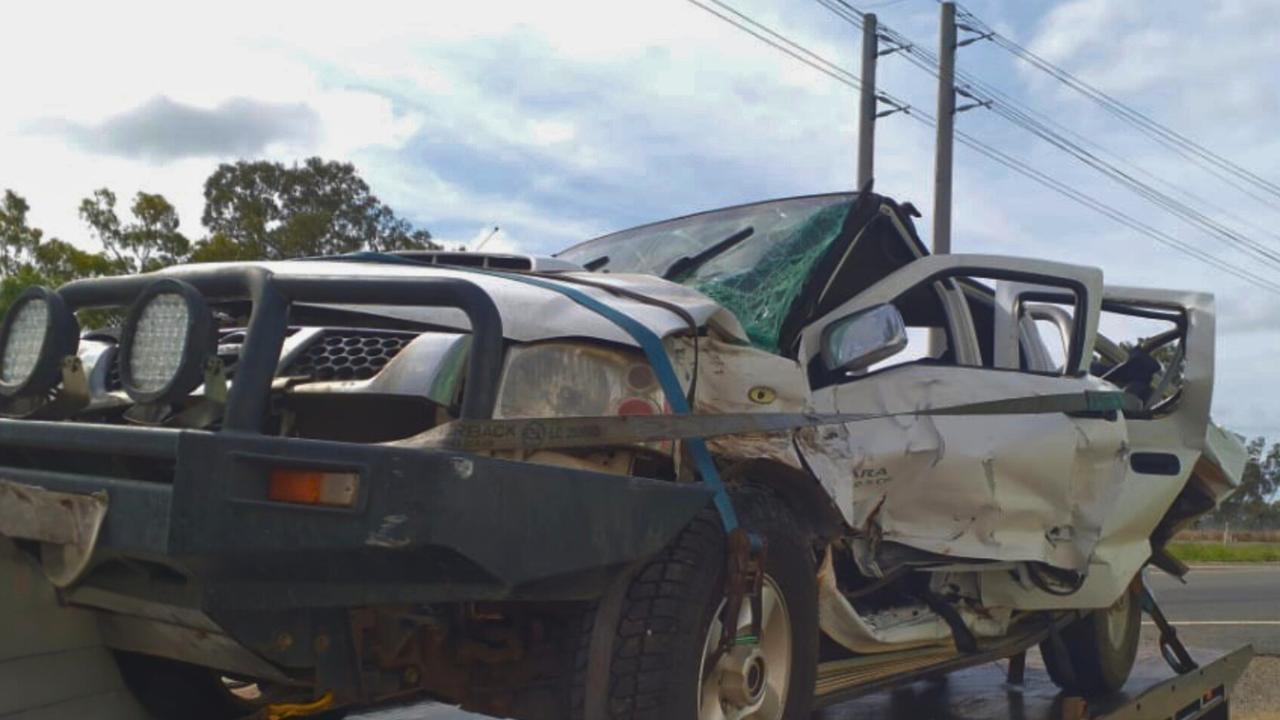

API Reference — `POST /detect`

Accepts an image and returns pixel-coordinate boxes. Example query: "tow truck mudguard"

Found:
[0,418,714,610]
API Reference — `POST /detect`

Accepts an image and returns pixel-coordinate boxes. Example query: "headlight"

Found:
[118,279,215,404]
[0,286,79,399]
[496,342,664,419]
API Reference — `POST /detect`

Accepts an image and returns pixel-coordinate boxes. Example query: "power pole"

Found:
[929,2,957,358]
[932,1,957,255]
[857,13,879,189]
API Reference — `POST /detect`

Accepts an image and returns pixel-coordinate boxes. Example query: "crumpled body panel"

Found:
[801,364,1129,573]
[983,287,1229,610]
[667,335,808,468]
[817,549,1011,654]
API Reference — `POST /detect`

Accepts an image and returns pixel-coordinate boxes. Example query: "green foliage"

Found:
[187,232,262,264]
[1,190,44,277]
[196,157,435,261]
[79,189,190,274]
[1168,541,1280,563]
[1201,436,1280,530]
[2,190,122,318]
[1,156,437,321]
[31,239,120,283]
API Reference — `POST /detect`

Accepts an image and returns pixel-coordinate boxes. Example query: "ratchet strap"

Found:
[339,253,1134,537]
[1142,584,1198,674]
[391,390,1136,453]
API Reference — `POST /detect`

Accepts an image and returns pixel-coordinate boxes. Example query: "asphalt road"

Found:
[352,564,1280,719]
[1144,564,1280,655]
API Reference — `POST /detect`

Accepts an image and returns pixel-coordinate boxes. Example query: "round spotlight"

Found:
[118,279,215,404]
[0,287,79,399]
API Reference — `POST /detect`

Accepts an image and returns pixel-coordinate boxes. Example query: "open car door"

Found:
[795,254,1134,603]
[986,285,1247,609]
[1090,287,1241,491]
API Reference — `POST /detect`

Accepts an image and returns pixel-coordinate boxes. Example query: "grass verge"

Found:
[1167,541,1280,563]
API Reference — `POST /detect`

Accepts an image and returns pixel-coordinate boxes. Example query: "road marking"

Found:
[1182,563,1280,568]
[1184,565,1280,570]
[1141,621,1280,626]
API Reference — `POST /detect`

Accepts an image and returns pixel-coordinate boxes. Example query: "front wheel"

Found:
[576,490,818,720]
[697,574,795,719]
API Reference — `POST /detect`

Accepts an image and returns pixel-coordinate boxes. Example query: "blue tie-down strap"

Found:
[472,270,742,531]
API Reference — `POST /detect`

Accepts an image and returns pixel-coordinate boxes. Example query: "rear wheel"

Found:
[574,490,818,720]
[1040,580,1141,696]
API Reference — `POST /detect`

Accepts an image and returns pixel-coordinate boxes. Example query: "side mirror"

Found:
[821,304,908,372]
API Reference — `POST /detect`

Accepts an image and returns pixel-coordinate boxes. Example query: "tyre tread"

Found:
[574,485,816,720]
[604,511,723,718]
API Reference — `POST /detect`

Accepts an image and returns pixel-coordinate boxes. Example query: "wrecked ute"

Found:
[0,192,1245,719]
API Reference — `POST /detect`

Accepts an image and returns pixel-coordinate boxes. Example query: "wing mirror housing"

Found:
[821,304,908,372]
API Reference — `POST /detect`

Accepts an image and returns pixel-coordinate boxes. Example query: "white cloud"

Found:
[3,0,1278,437]
[310,91,424,156]
[37,96,320,160]
[3,0,891,250]
[529,120,577,147]
[1026,0,1280,129]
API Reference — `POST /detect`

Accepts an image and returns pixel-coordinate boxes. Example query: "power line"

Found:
[686,0,913,112]
[952,1,1280,205]
[947,128,1280,293]
[941,2,1280,237]
[818,0,1280,242]
[681,0,1280,294]
[814,0,1280,271]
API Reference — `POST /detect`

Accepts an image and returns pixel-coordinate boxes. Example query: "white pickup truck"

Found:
[0,191,1245,720]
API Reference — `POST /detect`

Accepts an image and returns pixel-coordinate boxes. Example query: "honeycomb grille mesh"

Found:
[104,327,404,390]
[285,330,416,381]
[106,358,122,391]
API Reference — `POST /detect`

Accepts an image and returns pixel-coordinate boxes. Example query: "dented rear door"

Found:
[796,255,1128,578]
[984,286,1236,609]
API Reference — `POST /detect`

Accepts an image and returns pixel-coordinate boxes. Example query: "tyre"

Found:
[114,652,343,720]
[1040,579,1142,696]
[575,488,818,720]
[114,652,257,720]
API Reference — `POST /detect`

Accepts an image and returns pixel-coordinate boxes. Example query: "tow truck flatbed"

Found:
[812,644,1253,720]
[3,536,1254,720]
[339,645,1255,720]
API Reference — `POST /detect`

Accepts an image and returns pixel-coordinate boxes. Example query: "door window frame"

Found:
[799,254,1104,387]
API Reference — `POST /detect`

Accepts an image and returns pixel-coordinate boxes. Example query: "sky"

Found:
[1,0,1277,440]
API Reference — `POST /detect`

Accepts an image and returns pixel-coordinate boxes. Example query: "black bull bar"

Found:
[0,266,715,609]
[57,265,506,424]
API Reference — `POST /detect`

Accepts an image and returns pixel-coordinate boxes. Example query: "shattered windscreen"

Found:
[558,194,855,351]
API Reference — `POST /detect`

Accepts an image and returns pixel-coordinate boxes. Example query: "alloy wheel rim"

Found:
[696,576,792,720]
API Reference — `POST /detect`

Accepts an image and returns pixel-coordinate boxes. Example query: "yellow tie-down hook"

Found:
[261,691,335,720]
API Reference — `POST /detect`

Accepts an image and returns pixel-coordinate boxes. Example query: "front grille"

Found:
[284,330,417,381]
[106,353,122,391]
